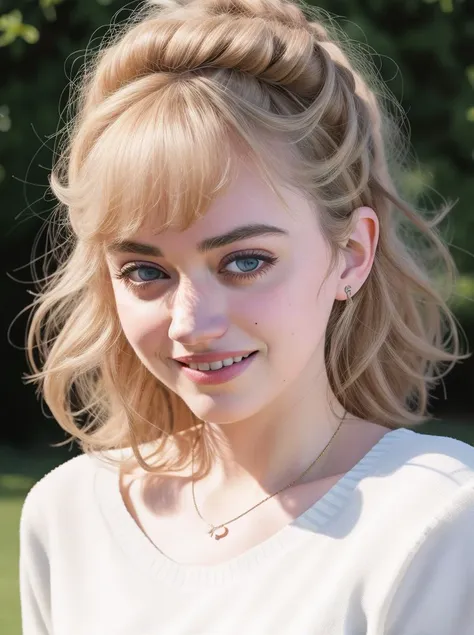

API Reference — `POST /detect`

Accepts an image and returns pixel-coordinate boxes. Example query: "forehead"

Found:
[128,164,317,250]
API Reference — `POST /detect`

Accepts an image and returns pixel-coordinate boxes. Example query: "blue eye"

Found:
[114,250,279,291]
[114,263,165,288]
[134,266,163,282]
[220,250,278,281]
[230,257,260,273]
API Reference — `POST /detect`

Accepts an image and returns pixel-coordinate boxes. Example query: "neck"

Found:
[191,377,348,496]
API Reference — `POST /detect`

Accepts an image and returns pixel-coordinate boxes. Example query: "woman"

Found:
[19,0,474,633]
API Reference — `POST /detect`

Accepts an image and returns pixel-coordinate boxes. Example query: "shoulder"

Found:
[23,452,92,497]
[381,431,474,634]
[393,427,474,481]
[370,427,474,528]
[346,426,474,530]
[20,452,101,536]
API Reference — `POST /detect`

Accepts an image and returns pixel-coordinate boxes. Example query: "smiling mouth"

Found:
[177,351,258,371]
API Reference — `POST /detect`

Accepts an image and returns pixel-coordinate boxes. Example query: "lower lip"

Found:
[175,352,258,385]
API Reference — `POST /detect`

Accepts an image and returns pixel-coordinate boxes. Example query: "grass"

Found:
[1,421,474,634]
[1,497,31,635]
[0,442,80,635]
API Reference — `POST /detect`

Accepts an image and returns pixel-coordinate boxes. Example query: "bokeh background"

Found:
[1,0,473,632]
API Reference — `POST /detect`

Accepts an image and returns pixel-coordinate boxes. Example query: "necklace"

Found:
[191,410,348,540]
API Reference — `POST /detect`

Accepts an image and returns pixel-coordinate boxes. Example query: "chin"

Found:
[179,391,267,426]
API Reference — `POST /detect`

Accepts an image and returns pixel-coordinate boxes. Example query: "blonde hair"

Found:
[25,0,469,475]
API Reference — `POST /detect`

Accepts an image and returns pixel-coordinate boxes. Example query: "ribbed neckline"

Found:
[93,427,415,589]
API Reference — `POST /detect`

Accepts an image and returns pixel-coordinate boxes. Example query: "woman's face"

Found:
[105,161,344,424]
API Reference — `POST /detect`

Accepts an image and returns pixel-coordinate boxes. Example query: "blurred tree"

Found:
[0,10,39,47]
[0,0,473,445]
[1,0,472,267]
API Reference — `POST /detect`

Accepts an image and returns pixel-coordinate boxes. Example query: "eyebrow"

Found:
[106,223,288,257]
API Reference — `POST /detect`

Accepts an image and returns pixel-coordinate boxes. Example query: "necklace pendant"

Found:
[208,525,229,540]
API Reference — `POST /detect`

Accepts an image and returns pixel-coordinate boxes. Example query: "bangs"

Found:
[69,81,246,243]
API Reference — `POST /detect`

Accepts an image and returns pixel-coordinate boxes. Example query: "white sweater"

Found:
[19,427,474,635]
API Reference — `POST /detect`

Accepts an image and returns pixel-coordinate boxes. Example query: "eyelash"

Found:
[112,250,279,292]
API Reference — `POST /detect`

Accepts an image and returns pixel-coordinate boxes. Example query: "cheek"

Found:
[113,291,168,354]
[248,270,333,332]
[249,269,335,369]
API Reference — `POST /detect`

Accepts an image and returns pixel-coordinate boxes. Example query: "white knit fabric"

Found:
[19,427,474,634]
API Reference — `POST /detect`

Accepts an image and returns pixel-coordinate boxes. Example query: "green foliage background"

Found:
[0,0,473,449]
[1,0,473,269]
[1,5,473,631]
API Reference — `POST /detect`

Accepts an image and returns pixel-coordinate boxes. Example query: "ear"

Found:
[335,206,379,301]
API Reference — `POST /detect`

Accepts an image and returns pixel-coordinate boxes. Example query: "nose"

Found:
[167,276,229,347]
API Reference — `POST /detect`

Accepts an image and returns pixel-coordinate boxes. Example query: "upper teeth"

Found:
[187,353,253,371]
